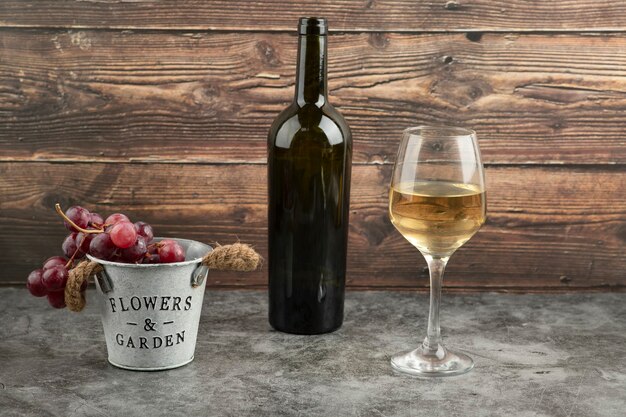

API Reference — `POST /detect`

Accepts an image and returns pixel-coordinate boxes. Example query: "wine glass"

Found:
[389,126,486,377]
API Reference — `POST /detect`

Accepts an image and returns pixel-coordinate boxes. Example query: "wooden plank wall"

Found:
[1,1,625,291]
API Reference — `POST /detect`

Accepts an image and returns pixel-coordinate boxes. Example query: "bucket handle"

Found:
[192,242,264,288]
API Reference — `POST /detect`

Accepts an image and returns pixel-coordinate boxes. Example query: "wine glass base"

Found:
[391,344,474,377]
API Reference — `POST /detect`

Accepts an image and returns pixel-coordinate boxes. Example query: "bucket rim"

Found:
[86,237,212,268]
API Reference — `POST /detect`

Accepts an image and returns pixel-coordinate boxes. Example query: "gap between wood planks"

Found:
[0,282,624,292]
[4,23,626,36]
[2,26,626,35]
[0,160,624,168]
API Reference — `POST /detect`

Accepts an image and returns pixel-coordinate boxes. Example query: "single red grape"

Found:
[121,236,148,263]
[76,232,95,253]
[27,269,47,297]
[89,212,104,227]
[134,221,154,242]
[42,265,68,291]
[110,222,137,249]
[89,233,117,260]
[43,256,67,271]
[64,206,90,232]
[47,291,66,309]
[62,233,85,259]
[105,213,130,225]
[61,233,77,257]
[157,239,186,263]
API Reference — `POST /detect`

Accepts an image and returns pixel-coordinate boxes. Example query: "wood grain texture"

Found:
[2,30,626,165]
[2,2,625,292]
[1,162,624,289]
[2,1,626,31]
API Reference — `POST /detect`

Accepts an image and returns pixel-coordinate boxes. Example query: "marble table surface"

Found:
[0,288,624,417]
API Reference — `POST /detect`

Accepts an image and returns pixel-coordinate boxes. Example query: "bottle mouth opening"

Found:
[298,17,328,35]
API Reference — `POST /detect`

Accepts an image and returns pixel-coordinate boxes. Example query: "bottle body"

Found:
[268,18,352,334]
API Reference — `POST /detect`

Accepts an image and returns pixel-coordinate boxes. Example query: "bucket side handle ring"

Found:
[96,269,114,293]
[191,264,209,288]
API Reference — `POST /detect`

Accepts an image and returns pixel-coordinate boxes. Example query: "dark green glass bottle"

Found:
[268,17,352,334]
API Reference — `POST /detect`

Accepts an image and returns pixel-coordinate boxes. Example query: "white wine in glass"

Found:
[389,126,486,377]
[390,181,485,257]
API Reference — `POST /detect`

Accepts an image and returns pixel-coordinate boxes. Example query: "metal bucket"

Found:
[87,238,212,371]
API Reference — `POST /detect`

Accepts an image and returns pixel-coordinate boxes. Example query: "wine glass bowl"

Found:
[389,126,486,377]
[389,180,485,257]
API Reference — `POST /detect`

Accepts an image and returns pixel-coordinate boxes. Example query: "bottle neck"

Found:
[295,33,327,107]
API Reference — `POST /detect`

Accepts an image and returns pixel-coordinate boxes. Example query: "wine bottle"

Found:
[268,17,352,334]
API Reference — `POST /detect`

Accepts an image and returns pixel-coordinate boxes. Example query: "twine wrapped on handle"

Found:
[201,243,262,271]
[65,261,103,312]
[65,243,262,313]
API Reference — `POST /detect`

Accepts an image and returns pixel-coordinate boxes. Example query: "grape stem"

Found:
[66,245,81,269]
[55,204,104,234]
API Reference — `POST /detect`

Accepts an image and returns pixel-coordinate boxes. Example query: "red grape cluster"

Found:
[26,205,186,309]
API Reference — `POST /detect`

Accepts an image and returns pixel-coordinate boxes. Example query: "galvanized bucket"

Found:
[87,238,212,371]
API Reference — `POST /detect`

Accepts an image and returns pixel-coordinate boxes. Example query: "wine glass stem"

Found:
[423,255,449,352]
